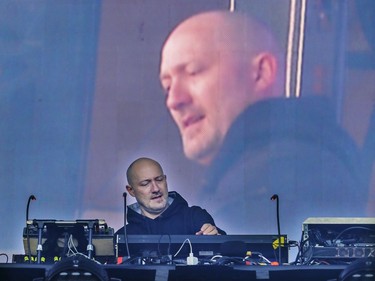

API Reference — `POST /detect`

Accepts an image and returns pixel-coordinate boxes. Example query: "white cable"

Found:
[65,234,102,264]
[67,235,78,256]
[173,238,192,257]
[210,255,223,261]
[258,254,272,264]
[173,238,198,265]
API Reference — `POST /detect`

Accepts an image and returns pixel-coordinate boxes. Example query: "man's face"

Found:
[127,161,169,218]
[160,21,255,165]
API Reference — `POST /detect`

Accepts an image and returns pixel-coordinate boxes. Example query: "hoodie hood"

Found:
[127,191,187,223]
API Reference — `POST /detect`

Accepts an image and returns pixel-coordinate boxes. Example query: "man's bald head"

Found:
[126,157,164,187]
[168,10,282,61]
[125,157,169,219]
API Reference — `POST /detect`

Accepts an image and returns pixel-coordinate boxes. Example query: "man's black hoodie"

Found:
[116,191,225,235]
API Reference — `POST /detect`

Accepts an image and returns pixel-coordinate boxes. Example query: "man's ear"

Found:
[251,52,278,94]
[126,185,135,197]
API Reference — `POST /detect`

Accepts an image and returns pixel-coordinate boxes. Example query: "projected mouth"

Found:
[183,115,204,130]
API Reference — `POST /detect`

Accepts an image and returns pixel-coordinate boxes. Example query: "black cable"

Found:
[0,253,9,263]
[121,256,143,265]
[214,256,246,265]
[292,229,311,265]
[122,192,130,258]
[293,231,305,265]
[270,194,282,264]
[333,226,375,245]
[26,224,32,263]
[157,234,171,257]
[26,195,36,263]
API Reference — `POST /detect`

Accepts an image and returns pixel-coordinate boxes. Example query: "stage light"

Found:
[45,255,109,281]
[338,257,375,281]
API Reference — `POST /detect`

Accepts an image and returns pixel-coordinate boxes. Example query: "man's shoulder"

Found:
[167,192,209,215]
[226,96,359,154]
[240,96,336,125]
[209,96,363,195]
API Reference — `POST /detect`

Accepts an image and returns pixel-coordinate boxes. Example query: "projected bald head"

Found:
[160,11,283,165]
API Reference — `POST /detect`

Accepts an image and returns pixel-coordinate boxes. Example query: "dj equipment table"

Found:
[0,263,346,281]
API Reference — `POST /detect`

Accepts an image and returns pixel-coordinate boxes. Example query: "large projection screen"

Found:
[0,0,374,259]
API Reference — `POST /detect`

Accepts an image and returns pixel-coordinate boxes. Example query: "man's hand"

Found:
[195,223,220,235]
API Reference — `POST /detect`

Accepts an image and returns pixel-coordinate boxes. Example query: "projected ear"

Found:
[252,52,278,94]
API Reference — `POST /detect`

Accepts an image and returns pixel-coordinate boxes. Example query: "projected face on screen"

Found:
[160,14,266,166]
[157,10,368,237]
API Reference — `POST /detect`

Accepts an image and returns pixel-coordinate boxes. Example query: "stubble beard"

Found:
[181,128,223,166]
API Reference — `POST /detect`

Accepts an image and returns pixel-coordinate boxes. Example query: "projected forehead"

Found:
[162,11,273,60]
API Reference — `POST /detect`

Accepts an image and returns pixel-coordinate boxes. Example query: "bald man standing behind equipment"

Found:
[159,10,366,237]
[116,157,225,236]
